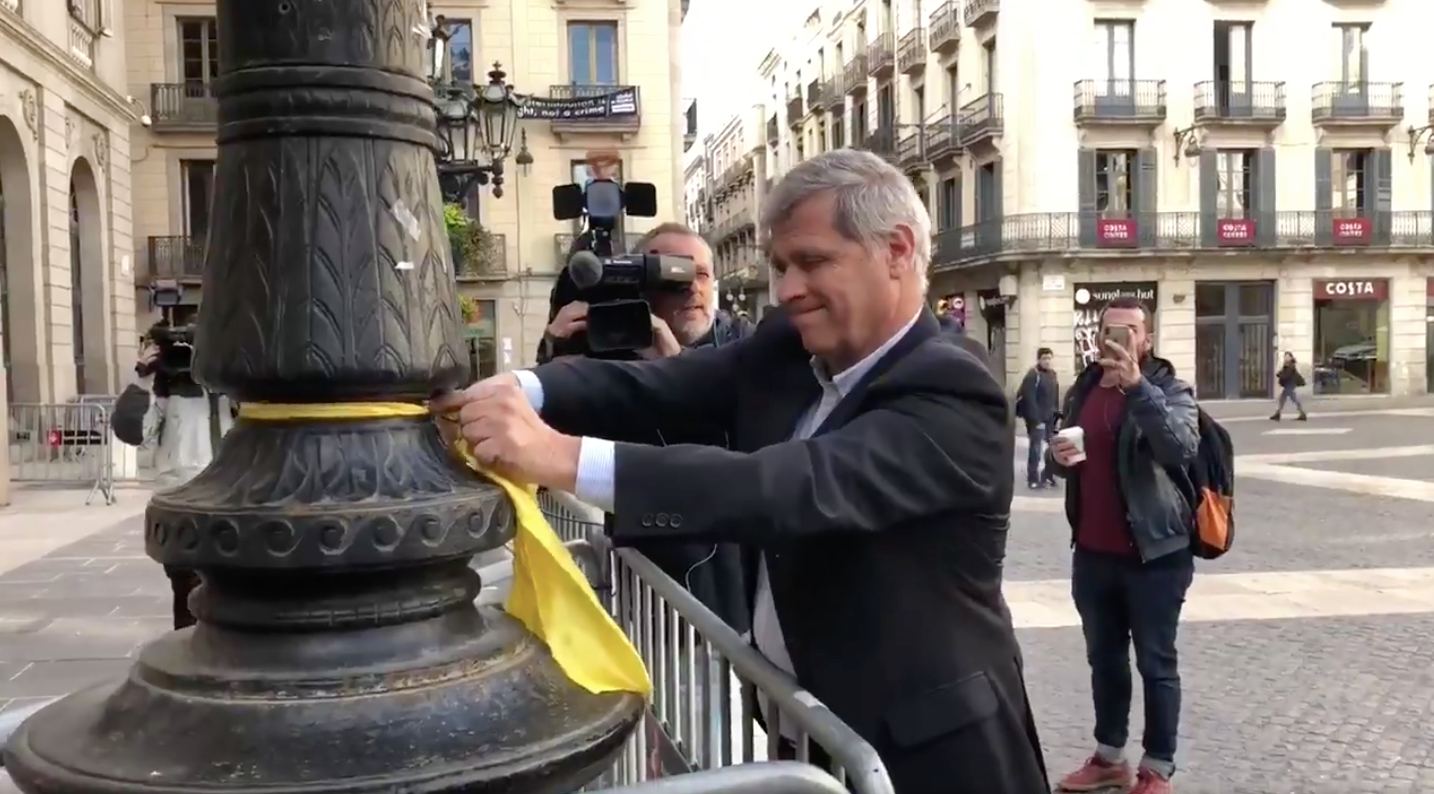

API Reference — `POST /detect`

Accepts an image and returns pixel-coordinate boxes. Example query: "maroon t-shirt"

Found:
[1075,384,1138,555]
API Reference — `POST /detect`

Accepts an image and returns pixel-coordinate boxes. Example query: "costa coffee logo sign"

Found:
[1315,280,1387,300]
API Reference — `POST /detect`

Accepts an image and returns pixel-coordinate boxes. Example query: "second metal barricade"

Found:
[6,402,117,504]
[535,490,894,794]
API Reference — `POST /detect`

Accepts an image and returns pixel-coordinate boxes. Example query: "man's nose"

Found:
[774,269,804,304]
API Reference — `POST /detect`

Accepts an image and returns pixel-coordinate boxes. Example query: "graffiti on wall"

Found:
[1072,282,1157,369]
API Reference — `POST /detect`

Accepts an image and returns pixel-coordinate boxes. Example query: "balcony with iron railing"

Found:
[924,114,959,160]
[150,83,219,130]
[554,232,643,262]
[454,233,508,281]
[897,29,927,76]
[867,32,896,78]
[546,85,642,136]
[928,2,960,54]
[1072,80,1167,125]
[145,236,206,284]
[843,55,869,95]
[821,76,846,110]
[66,0,101,69]
[929,210,1434,271]
[864,126,898,161]
[1193,81,1286,124]
[963,0,998,27]
[786,94,805,127]
[957,93,1003,146]
[767,115,779,142]
[1311,81,1404,126]
[897,129,925,169]
[807,80,825,114]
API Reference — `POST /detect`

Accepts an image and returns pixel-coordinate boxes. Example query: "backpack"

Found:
[1188,408,1234,559]
[111,383,152,447]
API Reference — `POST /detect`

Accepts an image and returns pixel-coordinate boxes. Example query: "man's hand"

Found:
[1098,339,1142,390]
[139,345,160,366]
[431,374,582,491]
[546,301,589,340]
[639,315,683,360]
[1050,435,1082,467]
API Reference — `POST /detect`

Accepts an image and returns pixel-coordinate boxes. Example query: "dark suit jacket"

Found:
[531,309,1049,794]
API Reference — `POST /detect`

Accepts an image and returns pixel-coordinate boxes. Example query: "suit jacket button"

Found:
[670,514,683,528]
[655,513,670,528]
[641,514,654,528]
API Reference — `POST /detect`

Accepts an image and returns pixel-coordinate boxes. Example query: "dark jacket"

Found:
[1014,367,1059,430]
[532,308,1049,794]
[1046,357,1201,562]
[1276,362,1303,389]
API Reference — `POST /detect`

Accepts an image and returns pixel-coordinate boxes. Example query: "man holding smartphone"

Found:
[1044,296,1202,794]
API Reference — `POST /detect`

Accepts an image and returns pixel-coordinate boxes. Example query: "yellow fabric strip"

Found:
[237,401,651,697]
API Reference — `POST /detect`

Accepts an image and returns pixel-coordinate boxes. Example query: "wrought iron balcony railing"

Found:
[930,210,1434,271]
[1072,79,1167,122]
[963,0,998,27]
[822,76,845,110]
[1311,81,1404,123]
[867,32,895,77]
[1193,80,1286,123]
[554,232,644,262]
[786,95,805,127]
[864,126,898,160]
[928,2,959,54]
[807,79,824,111]
[767,115,779,142]
[146,235,206,282]
[957,93,1003,144]
[897,29,927,76]
[843,55,869,95]
[454,233,507,280]
[924,114,958,159]
[150,83,219,128]
[897,129,924,168]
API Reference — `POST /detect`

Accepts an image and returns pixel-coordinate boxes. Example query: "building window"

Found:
[465,299,497,380]
[817,119,827,152]
[938,178,959,229]
[182,160,216,240]
[913,85,925,122]
[852,101,868,142]
[944,64,959,111]
[1332,149,1368,213]
[1215,150,1253,218]
[1335,24,1368,86]
[831,114,844,148]
[1094,150,1135,216]
[443,19,475,84]
[69,186,85,392]
[1092,20,1133,89]
[568,21,619,84]
[982,39,997,92]
[179,18,219,84]
[69,0,102,31]
[877,84,894,129]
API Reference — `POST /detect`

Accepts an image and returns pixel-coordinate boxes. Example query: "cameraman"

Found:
[540,222,752,632]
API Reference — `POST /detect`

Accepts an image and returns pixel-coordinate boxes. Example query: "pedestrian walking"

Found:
[1271,352,1308,421]
[1015,347,1060,489]
[1046,296,1201,794]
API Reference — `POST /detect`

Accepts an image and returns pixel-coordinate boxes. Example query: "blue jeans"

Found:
[1072,547,1194,768]
[1276,386,1304,414]
[1026,423,1053,485]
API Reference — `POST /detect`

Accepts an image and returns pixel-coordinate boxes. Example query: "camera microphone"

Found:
[568,250,604,290]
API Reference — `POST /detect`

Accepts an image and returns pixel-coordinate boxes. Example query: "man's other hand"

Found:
[1050,435,1082,467]
[546,301,589,339]
[139,345,160,366]
[640,314,683,360]
[431,374,581,491]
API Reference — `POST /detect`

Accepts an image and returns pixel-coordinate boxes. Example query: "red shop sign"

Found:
[1217,218,1255,246]
[1097,218,1137,247]
[1332,217,1371,244]
[1314,279,1388,301]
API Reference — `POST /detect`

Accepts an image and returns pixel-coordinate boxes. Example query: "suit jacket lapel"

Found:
[809,309,941,437]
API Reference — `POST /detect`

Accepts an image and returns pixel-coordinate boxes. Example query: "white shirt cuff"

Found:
[513,369,545,412]
[575,438,617,513]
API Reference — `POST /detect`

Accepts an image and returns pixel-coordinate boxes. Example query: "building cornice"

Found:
[757,48,781,77]
[0,10,143,125]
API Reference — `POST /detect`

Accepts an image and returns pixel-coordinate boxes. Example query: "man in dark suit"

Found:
[435,149,1048,794]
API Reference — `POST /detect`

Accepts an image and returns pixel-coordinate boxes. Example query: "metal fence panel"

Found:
[6,403,116,504]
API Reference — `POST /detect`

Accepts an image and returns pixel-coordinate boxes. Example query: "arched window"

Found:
[0,172,12,401]
[70,182,85,393]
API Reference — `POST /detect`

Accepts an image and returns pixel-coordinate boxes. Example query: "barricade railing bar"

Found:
[6,402,117,504]
[583,761,851,794]
[536,491,895,794]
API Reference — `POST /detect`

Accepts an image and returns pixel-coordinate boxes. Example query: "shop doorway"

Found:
[1194,282,1274,399]
[977,290,1008,386]
[1313,279,1389,394]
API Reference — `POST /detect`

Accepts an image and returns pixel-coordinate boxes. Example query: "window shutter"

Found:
[1078,149,1097,245]
[1371,148,1392,245]
[1314,148,1333,245]
[953,173,964,258]
[1135,147,1158,247]
[1255,147,1277,247]
[1198,150,1219,247]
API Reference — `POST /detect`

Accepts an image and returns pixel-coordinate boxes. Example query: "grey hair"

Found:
[760,149,932,288]
[630,221,713,260]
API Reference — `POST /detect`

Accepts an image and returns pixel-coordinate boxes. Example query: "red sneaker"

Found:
[1056,756,1134,791]
[1129,768,1173,794]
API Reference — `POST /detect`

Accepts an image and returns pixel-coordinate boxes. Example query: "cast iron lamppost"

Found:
[2,0,642,792]
[1405,123,1434,163]
[430,16,533,202]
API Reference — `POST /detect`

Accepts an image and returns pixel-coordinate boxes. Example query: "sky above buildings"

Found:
[681,0,805,140]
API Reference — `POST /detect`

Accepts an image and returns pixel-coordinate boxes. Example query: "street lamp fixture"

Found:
[1172,125,1202,164]
[1406,124,1434,163]
[429,16,530,201]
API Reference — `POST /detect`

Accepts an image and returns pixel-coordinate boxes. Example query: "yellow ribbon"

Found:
[237,402,651,697]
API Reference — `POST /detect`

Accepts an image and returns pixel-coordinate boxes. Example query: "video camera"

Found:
[139,322,202,398]
[552,178,696,354]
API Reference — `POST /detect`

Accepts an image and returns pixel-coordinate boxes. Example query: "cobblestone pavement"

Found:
[4,408,1434,793]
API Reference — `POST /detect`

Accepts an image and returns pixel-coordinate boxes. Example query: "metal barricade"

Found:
[6,402,116,504]
[535,491,894,794]
[583,762,850,794]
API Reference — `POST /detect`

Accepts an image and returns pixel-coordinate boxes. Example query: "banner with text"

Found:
[518,88,639,121]
[1072,282,1158,369]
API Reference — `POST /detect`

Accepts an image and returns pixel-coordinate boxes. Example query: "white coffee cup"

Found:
[1056,426,1087,464]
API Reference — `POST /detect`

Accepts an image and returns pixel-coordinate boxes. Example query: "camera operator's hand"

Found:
[640,315,683,360]
[545,301,589,339]
[135,344,161,378]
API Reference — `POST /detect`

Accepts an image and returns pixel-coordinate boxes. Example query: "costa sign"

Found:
[1314,279,1387,300]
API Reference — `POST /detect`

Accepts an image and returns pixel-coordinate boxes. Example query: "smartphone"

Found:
[1104,325,1132,351]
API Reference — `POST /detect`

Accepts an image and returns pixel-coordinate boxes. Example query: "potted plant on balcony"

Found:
[444,203,499,278]
[458,294,481,326]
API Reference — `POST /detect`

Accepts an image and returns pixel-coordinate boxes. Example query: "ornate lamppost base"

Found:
[3,416,645,794]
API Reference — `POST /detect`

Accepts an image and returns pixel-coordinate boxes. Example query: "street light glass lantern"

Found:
[476,63,522,161]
